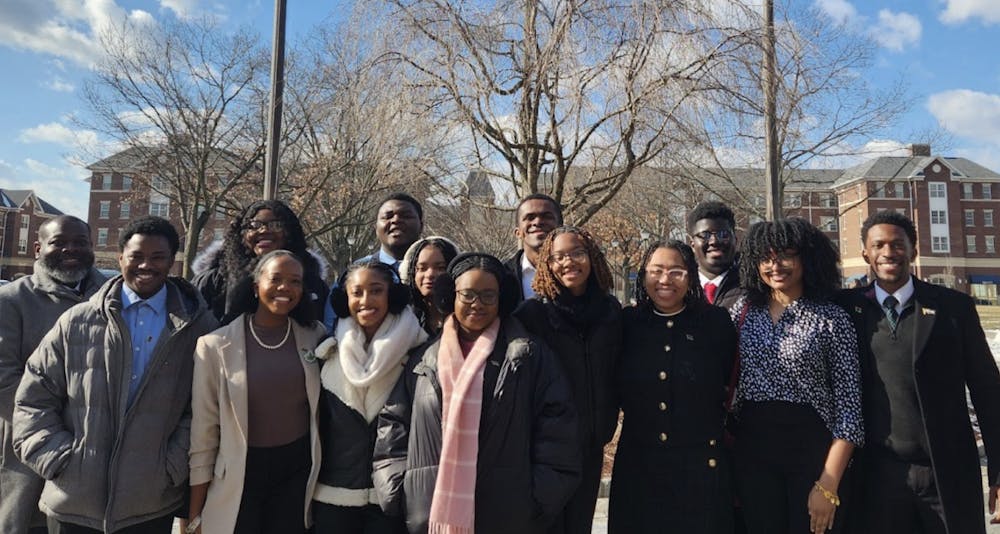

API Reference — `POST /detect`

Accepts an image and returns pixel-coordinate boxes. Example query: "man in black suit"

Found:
[838,210,1000,534]
[504,194,562,301]
[688,201,745,310]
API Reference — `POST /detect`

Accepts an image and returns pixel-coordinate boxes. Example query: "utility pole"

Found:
[262,0,287,200]
[763,0,782,220]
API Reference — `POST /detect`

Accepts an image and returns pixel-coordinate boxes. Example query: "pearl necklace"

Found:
[249,314,291,349]
[653,305,686,317]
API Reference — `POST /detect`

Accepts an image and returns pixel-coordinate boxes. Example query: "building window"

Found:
[102,174,112,190]
[820,216,838,232]
[17,237,27,254]
[987,236,996,254]
[819,193,836,208]
[120,201,131,219]
[885,183,896,198]
[965,209,975,227]
[931,236,949,253]
[986,210,995,228]
[929,182,946,198]
[984,184,993,200]
[963,183,974,199]
[20,214,29,229]
[213,228,224,241]
[97,228,108,247]
[215,207,227,220]
[930,210,947,225]
[784,193,801,208]
[151,175,168,193]
[99,200,110,219]
[896,208,907,215]
[967,235,977,253]
[122,176,132,191]
[149,200,169,217]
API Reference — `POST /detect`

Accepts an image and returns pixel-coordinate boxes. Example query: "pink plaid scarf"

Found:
[429,316,500,534]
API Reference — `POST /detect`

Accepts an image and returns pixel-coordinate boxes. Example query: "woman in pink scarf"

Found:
[372,253,581,534]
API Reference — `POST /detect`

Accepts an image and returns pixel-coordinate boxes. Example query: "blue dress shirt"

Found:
[121,283,169,406]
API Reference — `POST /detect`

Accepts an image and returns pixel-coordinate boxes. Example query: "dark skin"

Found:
[689,217,736,278]
[861,223,916,294]
[34,216,94,285]
[118,234,175,299]
[514,199,560,267]
[376,200,423,260]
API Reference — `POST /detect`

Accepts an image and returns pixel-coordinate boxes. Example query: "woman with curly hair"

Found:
[372,253,580,534]
[732,218,862,534]
[512,225,621,534]
[192,199,329,325]
[608,239,737,533]
[398,237,460,336]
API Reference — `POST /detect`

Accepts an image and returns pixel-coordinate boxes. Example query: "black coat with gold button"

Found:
[609,302,737,534]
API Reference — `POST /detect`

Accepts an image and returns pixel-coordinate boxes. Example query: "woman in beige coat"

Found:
[188,250,326,534]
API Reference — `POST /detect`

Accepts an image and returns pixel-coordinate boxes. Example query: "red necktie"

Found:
[704,282,718,304]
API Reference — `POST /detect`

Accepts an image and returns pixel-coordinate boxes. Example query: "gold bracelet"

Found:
[813,481,840,507]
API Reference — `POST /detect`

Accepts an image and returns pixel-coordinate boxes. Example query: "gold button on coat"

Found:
[663,345,671,352]
[709,439,717,446]
[658,371,667,380]
[659,433,668,442]
[708,458,717,468]
[666,320,674,328]
[659,402,667,411]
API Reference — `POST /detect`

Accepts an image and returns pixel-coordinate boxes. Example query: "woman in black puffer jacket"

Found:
[512,225,622,534]
[372,253,580,534]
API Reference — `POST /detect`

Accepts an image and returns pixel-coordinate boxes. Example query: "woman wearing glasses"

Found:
[372,253,580,534]
[732,218,862,534]
[193,199,329,325]
[513,226,621,534]
[608,240,737,533]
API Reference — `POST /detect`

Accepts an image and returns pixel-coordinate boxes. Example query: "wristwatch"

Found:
[184,516,202,534]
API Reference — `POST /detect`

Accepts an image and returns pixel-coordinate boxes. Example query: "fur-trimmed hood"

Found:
[191,239,330,281]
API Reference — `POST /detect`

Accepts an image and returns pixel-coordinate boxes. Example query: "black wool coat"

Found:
[512,292,622,447]
[372,317,581,534]
[835,280,1000,534]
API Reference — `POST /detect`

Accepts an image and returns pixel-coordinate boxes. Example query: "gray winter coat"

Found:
[0,264,106,532]
[12,276,217,532]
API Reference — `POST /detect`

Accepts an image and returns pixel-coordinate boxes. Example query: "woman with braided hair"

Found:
[372,252,580,534]
[512,225,621,534]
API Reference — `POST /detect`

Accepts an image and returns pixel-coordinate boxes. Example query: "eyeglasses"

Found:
[692,229,733,242]
[243,220,285,233]
[548,248,589,265]
[455,289,499,306]
[759,251,799,266]
[646,268,689,283]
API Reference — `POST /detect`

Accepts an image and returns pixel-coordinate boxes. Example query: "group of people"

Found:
[0,190,997,534]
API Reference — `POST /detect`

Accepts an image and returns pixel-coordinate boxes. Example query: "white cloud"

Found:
[43,77,75,92]
[0,159,16,180]
[927,89,1000,172]
[814,0,860,26]
[18,122,100,149]
[940,0,1000,25]
[0,159,91,219]
[870,10,922,52]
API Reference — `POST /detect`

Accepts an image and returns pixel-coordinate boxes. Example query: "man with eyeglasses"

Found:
[687,201,745,310]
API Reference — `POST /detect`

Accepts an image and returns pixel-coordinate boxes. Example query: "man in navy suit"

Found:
[838,210,1000,534]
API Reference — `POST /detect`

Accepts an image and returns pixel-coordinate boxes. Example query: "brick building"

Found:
[0,189,64,280]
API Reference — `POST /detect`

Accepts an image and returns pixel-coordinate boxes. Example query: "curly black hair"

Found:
[251,250,313,326]
[516,193,564,225]
[686,201,736,234]
[738,218,841,306]
[432,252,520,318]
[380,192,424,222]
[218,200,320,293]
[861,210,917,247]
[634,239,705,311]
[119,216,180,255]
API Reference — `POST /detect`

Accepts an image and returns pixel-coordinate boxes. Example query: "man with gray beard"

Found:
[0,215,106,534]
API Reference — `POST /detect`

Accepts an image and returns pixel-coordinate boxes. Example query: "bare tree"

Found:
[663,0,913,216]
[78,17,269,277]
[378,0,752,225]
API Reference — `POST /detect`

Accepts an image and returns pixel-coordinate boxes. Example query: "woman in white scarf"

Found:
[313,260,428,533]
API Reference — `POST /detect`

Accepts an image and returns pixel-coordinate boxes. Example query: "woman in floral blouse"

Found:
[731,218,862,534]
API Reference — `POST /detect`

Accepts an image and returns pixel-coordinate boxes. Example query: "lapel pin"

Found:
[921,308,936,316]
[854,306,862,314]
[686,334,695,341]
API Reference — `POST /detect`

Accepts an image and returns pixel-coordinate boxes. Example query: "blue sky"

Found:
[1,0,999,219]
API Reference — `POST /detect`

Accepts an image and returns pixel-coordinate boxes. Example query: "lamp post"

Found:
[347,235,357,264]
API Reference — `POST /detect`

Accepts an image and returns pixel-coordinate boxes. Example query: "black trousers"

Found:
[312,502,406,534]
[735,401,845,534]
[235,434,312,534]
[852,449,945,534]
[47,514,173,534]
[548,443,604,534]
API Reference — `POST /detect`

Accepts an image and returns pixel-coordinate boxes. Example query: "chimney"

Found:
[910,143,931,157]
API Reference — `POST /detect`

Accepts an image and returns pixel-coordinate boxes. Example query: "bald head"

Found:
[35,216,94,284]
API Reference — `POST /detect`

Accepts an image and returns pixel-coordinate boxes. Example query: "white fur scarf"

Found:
[318,307,428,422]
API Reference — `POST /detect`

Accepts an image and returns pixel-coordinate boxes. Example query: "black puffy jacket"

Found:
[372,317,581,534]
[513,292,622,447]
